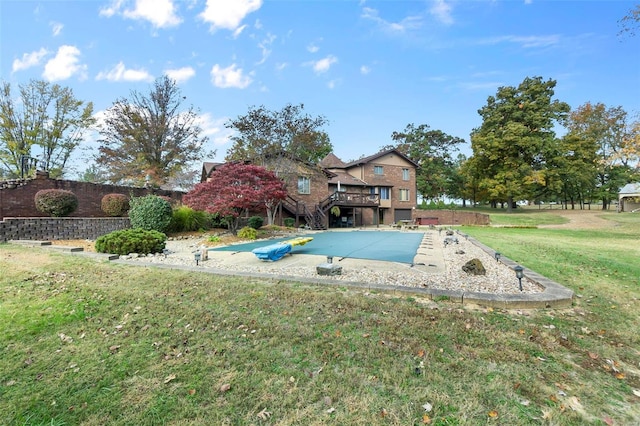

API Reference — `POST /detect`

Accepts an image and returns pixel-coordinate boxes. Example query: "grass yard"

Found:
[1,210,639,425]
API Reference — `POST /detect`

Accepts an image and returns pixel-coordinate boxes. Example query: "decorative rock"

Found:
[455,250,465,255]
[316,262,342,276]
[462,258,486,275]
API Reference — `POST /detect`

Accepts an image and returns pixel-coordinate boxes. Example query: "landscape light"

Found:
[514,265,524,291]
[327,256,333,264]
[494,252,501,262]
[194,251,201,266]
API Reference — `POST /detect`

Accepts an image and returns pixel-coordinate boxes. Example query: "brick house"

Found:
[201,148,418,229]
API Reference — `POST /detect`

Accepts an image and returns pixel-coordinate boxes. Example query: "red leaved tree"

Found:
[182,162,287,234]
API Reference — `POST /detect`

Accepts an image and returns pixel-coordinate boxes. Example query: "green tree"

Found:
[618,4,640,37]
[565,102,635,209]
[469,76,570,211]
[0,80,95,178]
[225,103,332,164]
[550,133,598,209]
[96,76,210,187]
[387,123,465,201]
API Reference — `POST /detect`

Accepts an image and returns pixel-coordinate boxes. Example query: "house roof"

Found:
[619,182,640,195]
[344,148,419,168]
[319,152,347,169]
[327,170,368,187]
[201,161,224,181]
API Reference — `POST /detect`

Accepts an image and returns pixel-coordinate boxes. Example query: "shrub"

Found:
[284,218,295,227]
[247,216,264,229]
[169,206,209,232]
[128,195,173,232]
[237,226,257,240]
[95,228,166,255]
[101,193,129,217]
[208,212,227,228]
[34,189,78,217]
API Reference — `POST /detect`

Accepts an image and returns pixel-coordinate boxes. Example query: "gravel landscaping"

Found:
[118,230,543,295]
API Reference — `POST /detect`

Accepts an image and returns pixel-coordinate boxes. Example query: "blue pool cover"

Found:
[210,231,424,264]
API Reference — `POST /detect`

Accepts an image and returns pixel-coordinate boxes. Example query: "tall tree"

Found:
[0,80,95,178]
[387,123,465,201]
[96,76,210,187]
[566,102,636,209]
[619,4,640,37]
[183,163,287,233]
[469,76,570,211]
[225,103,332,164]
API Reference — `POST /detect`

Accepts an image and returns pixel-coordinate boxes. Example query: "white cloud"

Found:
[275,62,288,72]
[307,43,319,53]
[100,0,181,28]
[96,61,154,82]
[50,21,64,36]
[327,79,340,89]
[199,0,262,32]
[476,34,560,49]
[308,55,337,74]
[232,24,247,38]
[195,112,233,145]
[42,45,87,81]
[165,66,195,83]
[430,0,454,26]
[360,65,371,75]
[210,63,252,88]
[256,33,276,65]
[361,6,422,33]
[12,48,48,72]
[99,0,125,17]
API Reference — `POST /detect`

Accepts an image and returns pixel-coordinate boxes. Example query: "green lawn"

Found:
[1,212,639,425]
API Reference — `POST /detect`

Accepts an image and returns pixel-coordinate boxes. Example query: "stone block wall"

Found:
[0,217,131,243]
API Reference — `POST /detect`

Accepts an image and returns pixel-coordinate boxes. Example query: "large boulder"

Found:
[462,258,486,276]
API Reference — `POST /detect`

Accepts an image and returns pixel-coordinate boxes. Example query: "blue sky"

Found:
[1,0,639,177]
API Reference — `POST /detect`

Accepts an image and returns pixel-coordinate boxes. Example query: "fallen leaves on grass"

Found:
[219,383,231,393]
[257,408,271,420]
[487,410,498,418]
[163,374,176,384]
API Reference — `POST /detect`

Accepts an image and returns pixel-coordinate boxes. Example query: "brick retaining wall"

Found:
[0,217,131,242]
[0,172,183,220]
[413,210,490,226]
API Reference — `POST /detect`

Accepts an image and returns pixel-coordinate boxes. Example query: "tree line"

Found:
[1,74,638,210]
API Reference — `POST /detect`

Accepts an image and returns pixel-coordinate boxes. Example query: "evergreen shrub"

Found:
[128,195,173,232]
[95,228,166,255]
[248,216,264,229]
[101,193,129,217]
[237,226,257,240]
[34,189,78,217]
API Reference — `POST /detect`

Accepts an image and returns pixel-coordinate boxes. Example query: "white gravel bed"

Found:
[119,232,543,295]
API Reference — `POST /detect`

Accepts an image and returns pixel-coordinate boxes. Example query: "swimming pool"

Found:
[210,230,425,264]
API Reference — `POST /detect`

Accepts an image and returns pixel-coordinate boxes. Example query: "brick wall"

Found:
[413,210,490,226]
[0,217,131,242]
[0,173,184,220]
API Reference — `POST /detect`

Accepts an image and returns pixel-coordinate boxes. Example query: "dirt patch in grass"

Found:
[538,209,618,230]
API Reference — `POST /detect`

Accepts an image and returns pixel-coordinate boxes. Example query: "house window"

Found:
[399,189,410,201]
[402,168,410,181]
[379,187,390,200]
[374,165,384,175]
[298,176,310,194]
